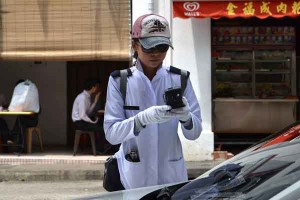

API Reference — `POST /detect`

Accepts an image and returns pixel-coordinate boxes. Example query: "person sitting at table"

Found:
[71,78,111,154]
[9,79,40,145]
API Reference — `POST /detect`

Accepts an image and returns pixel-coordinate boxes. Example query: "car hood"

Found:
[78,183,177,200]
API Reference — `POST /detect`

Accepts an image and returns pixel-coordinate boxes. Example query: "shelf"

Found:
[256,83,289,85]
[213,48,294,98]
[216,70,251,73]
[214,98,298,102]
[215,59,252,63]
[216,82,252,85]
[212,44,295,49]
[255,70,290,74]
[255,59,291,63]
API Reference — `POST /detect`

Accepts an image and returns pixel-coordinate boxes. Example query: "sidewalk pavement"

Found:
[0,148,224,182]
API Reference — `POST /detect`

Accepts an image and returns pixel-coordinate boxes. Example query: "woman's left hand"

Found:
[170,97,191,122]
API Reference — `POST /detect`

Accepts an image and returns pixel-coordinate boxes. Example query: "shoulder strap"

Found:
[111,68,132,103]
[120,69,128,104]
[180,69,189,95]
[116,68,139,110]
[111,68,132,78]
[170,66,190,95]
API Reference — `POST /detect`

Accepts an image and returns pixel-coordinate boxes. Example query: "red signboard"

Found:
[173,1,300,19]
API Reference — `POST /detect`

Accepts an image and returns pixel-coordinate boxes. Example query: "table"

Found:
[0,111,34,115]
[0,111,35,154]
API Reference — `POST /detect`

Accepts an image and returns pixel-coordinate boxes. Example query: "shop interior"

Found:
[211,16,300,154]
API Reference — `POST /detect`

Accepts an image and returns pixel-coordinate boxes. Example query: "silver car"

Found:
[82,121,300,200]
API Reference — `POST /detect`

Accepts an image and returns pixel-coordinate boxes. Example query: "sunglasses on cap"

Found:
[140,44,169,54]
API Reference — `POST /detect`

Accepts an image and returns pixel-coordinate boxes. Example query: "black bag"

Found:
[103,156,124,191]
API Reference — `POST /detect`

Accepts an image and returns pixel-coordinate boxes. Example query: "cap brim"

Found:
[139,37,173,49]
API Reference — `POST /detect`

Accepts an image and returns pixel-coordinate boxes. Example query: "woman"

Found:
[104,14,202,190]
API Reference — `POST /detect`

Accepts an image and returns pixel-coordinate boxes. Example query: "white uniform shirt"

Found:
[104,60,202,189]
[71,90,97,123]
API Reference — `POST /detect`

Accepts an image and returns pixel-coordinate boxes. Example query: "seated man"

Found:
[72,79,110,153]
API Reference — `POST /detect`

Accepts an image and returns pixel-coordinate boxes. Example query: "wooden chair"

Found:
[73,130,96,156]
[26,127,44,153]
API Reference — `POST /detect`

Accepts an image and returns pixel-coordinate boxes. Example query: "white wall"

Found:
[132,0,154,23]
[173,18,214,161]
[0,61,67,145]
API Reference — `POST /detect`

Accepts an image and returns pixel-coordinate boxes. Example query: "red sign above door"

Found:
[173,1,300,19]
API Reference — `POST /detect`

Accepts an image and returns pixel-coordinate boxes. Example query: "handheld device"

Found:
[164,87,185,109]
[125,150,140,162]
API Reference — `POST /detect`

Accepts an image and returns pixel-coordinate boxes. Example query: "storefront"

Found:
[133,0,300,160]
[174,0,300,138]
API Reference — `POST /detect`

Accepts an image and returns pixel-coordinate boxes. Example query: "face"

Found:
[92,84,100,94]
[133,41,168,69]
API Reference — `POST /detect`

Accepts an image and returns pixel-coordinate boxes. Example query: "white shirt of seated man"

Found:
[72,81,101,124]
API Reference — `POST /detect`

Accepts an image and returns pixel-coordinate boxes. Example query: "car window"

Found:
[139,123,300,200]
[171,142,300,200]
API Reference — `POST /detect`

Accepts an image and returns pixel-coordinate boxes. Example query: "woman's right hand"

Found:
[136,105,173,126]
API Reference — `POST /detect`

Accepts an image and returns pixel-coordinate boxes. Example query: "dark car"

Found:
[83,121,300,200]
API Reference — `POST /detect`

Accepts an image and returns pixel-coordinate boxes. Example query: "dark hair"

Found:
[84,79,100,90]
[15,79,26,86]
[132,39,139,59]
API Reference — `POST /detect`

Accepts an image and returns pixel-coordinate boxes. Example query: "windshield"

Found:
[171,141,300,200]
[140,139,300,200]
[173,155,295,199]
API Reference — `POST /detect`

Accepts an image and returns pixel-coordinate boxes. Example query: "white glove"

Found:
[170,97,192,122]
[136,105,173,127]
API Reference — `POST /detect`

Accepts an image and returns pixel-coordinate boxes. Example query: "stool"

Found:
[26,127,44,153]
[73,130,96,156]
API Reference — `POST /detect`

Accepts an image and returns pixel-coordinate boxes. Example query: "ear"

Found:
[132,41,138,51]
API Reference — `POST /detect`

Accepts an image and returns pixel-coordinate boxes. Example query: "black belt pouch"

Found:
[103,156,124,191]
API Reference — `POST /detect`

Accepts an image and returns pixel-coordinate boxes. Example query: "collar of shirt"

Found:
[83,90,91,101]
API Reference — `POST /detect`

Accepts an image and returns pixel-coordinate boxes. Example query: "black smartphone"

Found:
[164,87,184,109]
